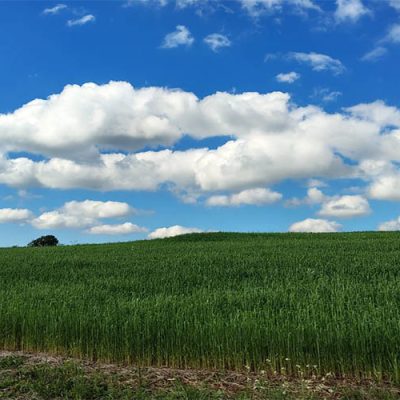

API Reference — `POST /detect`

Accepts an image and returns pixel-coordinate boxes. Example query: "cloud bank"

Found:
[0,81,400,210]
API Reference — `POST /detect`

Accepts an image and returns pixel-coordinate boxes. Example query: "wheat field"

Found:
[0,232,399,381]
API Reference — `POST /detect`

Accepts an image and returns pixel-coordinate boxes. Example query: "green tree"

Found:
[28,235,59,247]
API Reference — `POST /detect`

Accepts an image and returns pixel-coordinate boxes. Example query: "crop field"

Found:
[0,232,400,382]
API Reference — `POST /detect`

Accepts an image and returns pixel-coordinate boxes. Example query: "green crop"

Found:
[0,232,399,381]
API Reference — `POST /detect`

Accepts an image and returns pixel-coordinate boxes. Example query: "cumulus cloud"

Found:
[1,81,400,201]
[368,173,400,201]
[31,200,134,229]
[334,0,370,23]
[161,25,194,48]
[87,223,147,235]
[345,100,400,127]
[32,211,94,230]
[67,14,95,27]
[276,72,300,83]
[206,188,282,206]
[289,218,342,233]
[378,216,400,231]
[204,34,231,52]
[0,82,197,159]
[287,188,370,218]
[62,200,133,219]
[0,208,33,223]
[306,187,326,203]
[286,187,326,207]
[318,195,370,218]
[43,4,67,15]
[0,199,146,235]
[358,160,400,201]
[148,225,203,239]
[288,52,345,74]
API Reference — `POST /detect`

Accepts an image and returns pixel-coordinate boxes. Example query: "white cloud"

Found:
[276,71,300,83]
[286,187,326,207]
[1,82,400,201]
[0,82,198,159]
[238,0,319,17]
[43,4,67,15]
[318,195,370,218]
[378,216,400,231]
[289,52,345,74]
[387,0,400,11]
[204,34,231,52]
[287,188,370,219]
[346,100,400,127]
[126,0,213,13]
[87,223,147,235]
[148,225,203,239]
[62,200,133,219]
[161,25,194,48]
[238,0,283,16]
[206,187,282,206]
[31,211,95,230]
[307,187,326,203]
[289,218,341,233]
[67,14,95,27]
[358,160,400,201]
[0,208,33,223]
[17,189,42,200]
[334,0,370,23]
[176,0,203,7]
[0,198,144,234]
[31,200,134,229]
[323,91,342,102]
[361,46,388,62]
[312,88,342,102]
[125,0,320,16]
[383,24,400,44]
[368,173,400,201]
[124,0,167,7]
[307,179,327,188]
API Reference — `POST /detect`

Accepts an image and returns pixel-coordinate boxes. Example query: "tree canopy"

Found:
[28,235,59,247]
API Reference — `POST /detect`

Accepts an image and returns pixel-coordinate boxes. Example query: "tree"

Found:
[28,235,59,247]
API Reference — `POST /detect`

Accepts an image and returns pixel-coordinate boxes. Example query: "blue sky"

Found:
[0,0,400,246]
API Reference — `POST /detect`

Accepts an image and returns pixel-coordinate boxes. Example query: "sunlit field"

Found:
[1,232,400,382]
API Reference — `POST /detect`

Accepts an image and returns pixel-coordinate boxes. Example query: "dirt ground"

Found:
[1,350,399,399]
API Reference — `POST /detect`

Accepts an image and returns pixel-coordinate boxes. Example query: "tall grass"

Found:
[0,232,400,380]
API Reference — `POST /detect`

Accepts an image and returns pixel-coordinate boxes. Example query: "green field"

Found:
[1,232,400,382]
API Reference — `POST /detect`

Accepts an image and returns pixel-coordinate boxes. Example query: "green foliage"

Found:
[0,355,399,399]
[27,235,59,247]
[1,232,400,381]
[0,355,25,369]
[22,362,129,399]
